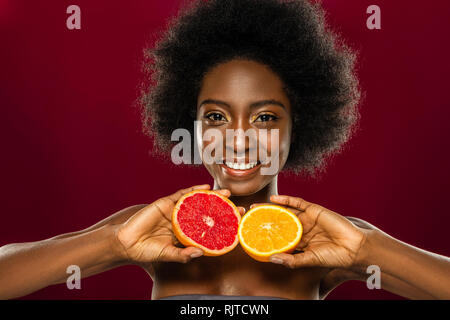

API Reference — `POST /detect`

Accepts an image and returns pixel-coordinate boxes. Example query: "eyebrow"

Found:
[199,99,286,110]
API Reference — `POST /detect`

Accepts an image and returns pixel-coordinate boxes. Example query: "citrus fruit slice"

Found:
[172,190,241,256]
[238,204,303,262]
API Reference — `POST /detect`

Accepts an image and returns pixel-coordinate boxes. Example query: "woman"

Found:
[0,0,449,300]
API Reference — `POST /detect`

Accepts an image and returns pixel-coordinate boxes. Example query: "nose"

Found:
[224,117,257,157]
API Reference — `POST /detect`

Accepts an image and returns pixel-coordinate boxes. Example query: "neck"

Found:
[213,177,278,211]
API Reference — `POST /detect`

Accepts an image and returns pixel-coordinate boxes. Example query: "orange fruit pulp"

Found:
[238,204,303,262]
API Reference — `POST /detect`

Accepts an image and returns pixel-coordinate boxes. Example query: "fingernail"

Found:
[190,251,203,258]
[270,257,283,264]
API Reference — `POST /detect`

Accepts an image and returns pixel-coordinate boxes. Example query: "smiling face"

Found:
[196,59,293,196]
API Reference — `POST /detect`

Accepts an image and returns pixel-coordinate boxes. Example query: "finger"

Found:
[157,245,204,263]
[167,184,211,203]
[269,251,320,268]
[214,189,231,197]
[118,200,171,239]
[237,206,246,216]
[270,195,313,211]
[249,203,271,209]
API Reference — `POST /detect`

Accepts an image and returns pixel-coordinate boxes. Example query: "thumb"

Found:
[215,189,231,197]
[157,246,204,264]
[269,251,320,268]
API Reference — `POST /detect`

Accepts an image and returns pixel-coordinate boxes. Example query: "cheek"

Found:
[279,129,292,158]
[198,127,225,163]
[265,127,291,157]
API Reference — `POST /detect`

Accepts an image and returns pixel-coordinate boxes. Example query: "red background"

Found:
[1,0,449,299]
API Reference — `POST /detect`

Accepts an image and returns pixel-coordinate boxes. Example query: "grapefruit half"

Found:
[172,190,241,256]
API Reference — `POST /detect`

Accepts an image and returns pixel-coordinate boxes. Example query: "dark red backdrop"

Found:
[1,0,449,299]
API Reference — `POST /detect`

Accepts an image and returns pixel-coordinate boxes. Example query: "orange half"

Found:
[238,204,303,262]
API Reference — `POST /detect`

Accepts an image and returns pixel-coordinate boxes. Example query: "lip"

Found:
[219,161,262,177]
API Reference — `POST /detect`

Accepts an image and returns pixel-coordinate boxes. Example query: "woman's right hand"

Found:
[113,184,229,264]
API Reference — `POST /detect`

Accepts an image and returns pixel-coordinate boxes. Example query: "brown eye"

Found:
[254,114,278,122]
[205,112,227,122]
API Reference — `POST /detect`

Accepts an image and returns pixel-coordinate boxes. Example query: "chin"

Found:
[206,163,277,196]
[219,178,270,197]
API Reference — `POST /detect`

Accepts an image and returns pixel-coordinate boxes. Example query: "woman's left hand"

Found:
[262,194,368,270]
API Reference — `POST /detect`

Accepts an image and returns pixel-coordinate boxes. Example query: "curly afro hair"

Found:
[141,0,361,174]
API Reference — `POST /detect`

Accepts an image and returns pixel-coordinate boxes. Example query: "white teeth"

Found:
[225,161,258,170]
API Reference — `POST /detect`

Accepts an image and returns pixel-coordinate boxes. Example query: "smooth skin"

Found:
[1,59,449,299]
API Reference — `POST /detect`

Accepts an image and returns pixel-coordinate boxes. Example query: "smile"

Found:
[219,160,262,177]
[224,161,258,170]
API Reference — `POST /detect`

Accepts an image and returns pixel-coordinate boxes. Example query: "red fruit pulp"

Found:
[177,193,239,250]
